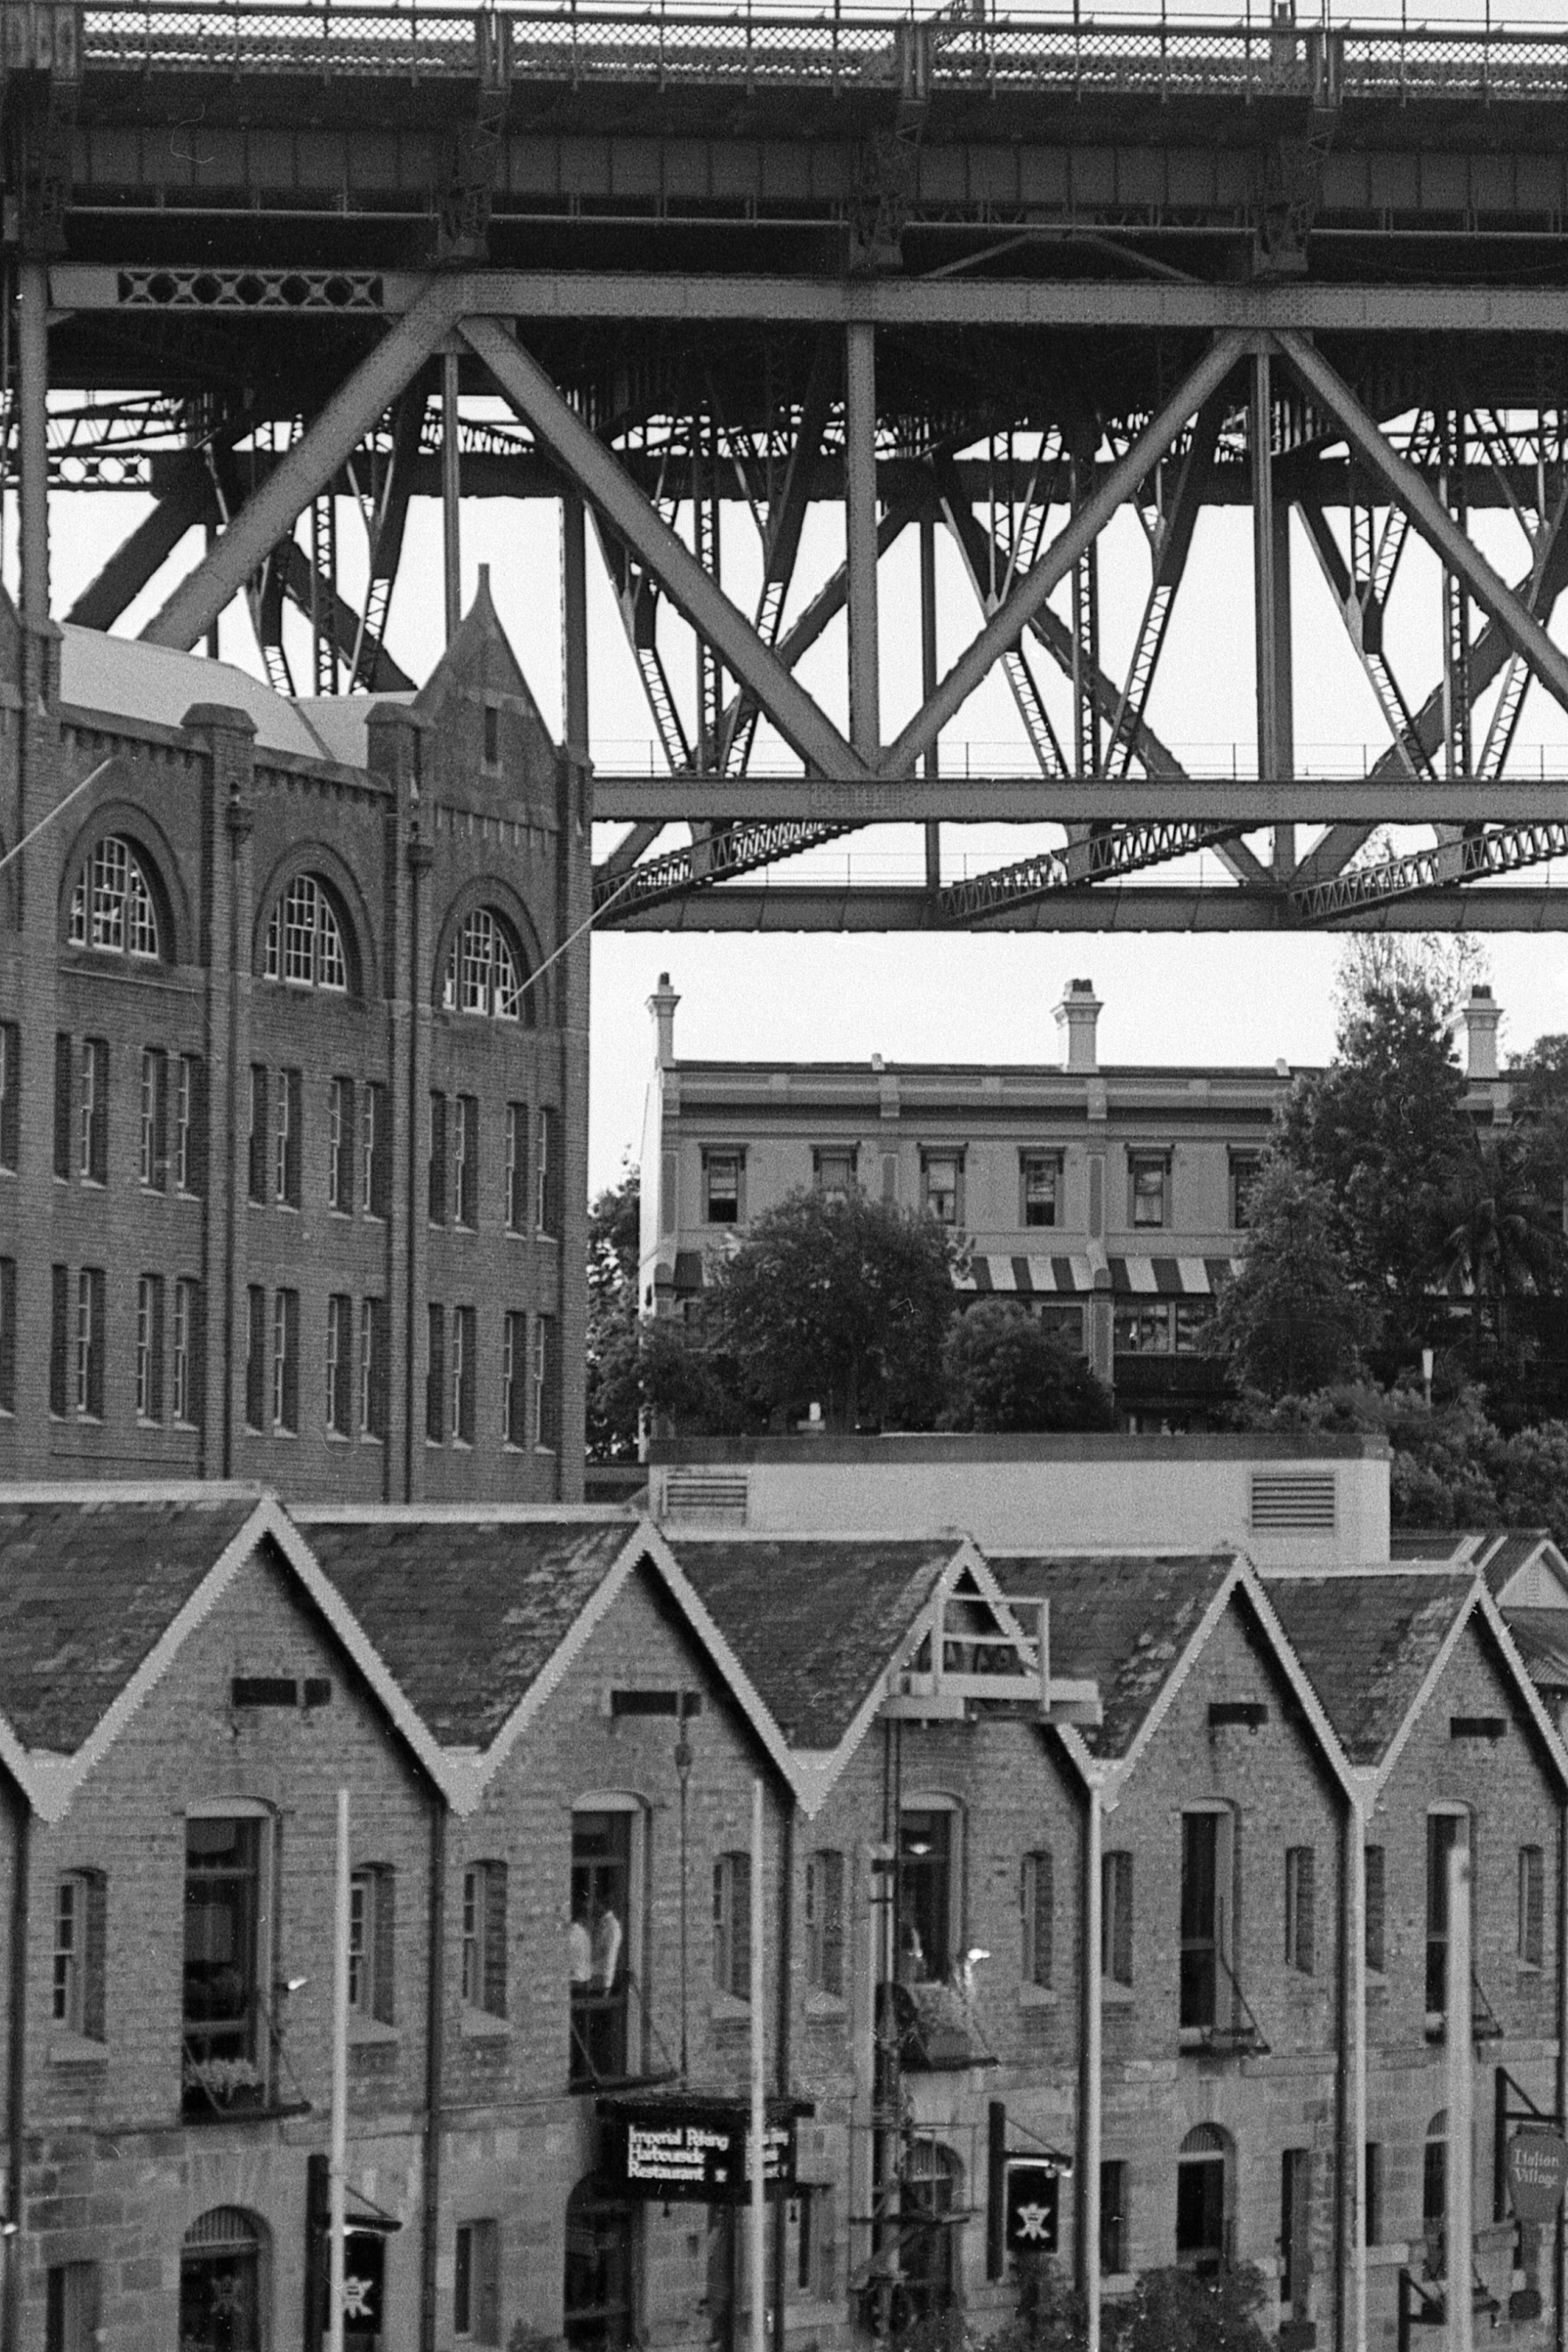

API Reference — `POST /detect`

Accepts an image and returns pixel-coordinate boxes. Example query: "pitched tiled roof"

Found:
[307,1518,634,1750]
[1390,1531,1478,1563]
[1503,1608,1568,1696]
[59,625,332,758]
[1476,1531,1556,1599]
[0,1495,257,1751]
[1266,1573,1475,1767]
[996,1553,1235,1760]
[664,1537,959,1752]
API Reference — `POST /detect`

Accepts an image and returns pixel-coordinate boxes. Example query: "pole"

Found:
[1083,1782,1102,2352]
[1350,1799,1368,2352]
[561,490,590,761]
[750,1776,767,2352]
[329,1789,351,2352]
[845,322,880,762]
[1446,1840,1473,2352]
[17,261,50,628]
[920,512,940,890]
[442,349,462,645]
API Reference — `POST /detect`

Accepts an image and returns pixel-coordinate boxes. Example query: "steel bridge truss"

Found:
[13,268,1568,932]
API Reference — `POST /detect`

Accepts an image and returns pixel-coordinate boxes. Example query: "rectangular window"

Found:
[135,1274,164,1423]
[1022,1848,1054,1990]
[1128,1154,1169,1228]
[183,1816,265,2114]
[52,1872,105,2040]
[75,1268,105,1419]
[1099,2160,1128,2277]
[349,1865,395,2024]
[1102,1850,1133,1987]
[0,1023,17,1174]
[245,1286,267,1433]
[455,2219,500,2346]
[428,1092,448,1225]
[813,1147,855,1199]
[899,1807,955,1981]
[1365,1844,1386,1976]
[326,1295,352,1436]
[502,1312,527,1448]
[426,1306,445,1445]
[0,1258,14,1416]
[1519,1844,1545,1969]
[45,2262,101,2352]
[1280,2149,1310,2314]
[455,1095,478,1228]
[505,1102,527,1233]
[805,1850,845,1998]
[714,1850,751,1999]
[1179,1813,1222,2028]
[361,1082,389,1218]
[329,1077,354,1213]
[1426,1812,1467,2014]
[537,1106,561,1237]
[483,703,501,767]
[1230,1153,1263,1231]
[462,1861,508,2017]
[922,1149,963,1227]
[1365,2144,1384,2248]
[175,1054,205,1195]
[272,1289,300,1433]
[1285,1846,1316,1975]
[172,1278,203,1427]
[49,1264,68,1417]
[359,1300,388,1441]
[247,1065,268,1203]
[703,1149,743,1226]
[570,1811,633,2086]
[53,1033,73,1180]
[275,1067,302,1207]
[1037,1301,1086,1354]
[451,1306,477,1445]
[79,1040,108,1184]
[534,1315,559,1451]
[139,1048,168,1190]
[1020,1153,1060,1228]
[1113,1301,1174,1356]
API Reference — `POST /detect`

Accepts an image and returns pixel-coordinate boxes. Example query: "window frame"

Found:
[1519,1843,1545,1971]
[271,1288,300,1435]
[1020,1151,1062,1230]
[182,1803,275,2116]
[1426,1807,1471,2021]
[52,1869,106,2042]
[570,1799,644,2088]
[69,834,161,962]
[713,1849,753,2001]
[1021,1847,1055,1991]
[1127,1152,1171,1230]
[1101,1849,1134,1989]
[461,1860,509,2022]
[444,908,524,1023]
[264,872,349,994]
[78,1039,109,1186]
[1178,1806,1235,2034]
[1284,1845,1316,1976]
[135,1272,165,1424]
[897,1796,963,1984]
[920,1149,964,1228]
[454,2217,501,2346]
[812,1145,857,1200]
[804,1849,847,2001]
[172,1277,202,1429]
[139,1047,168,1192]
[451,1304,477,1447]
[702,1146,745,1227]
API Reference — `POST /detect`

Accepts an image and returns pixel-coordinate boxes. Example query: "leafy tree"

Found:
[706,1185,958,1431]
[941,1300,1115,1433]
[585,1163,643,1459]
[1496,1422,1568,1550]
[1209,1156,1368,1400]
[1431,1129,1566,1361]
[1101,2264,1275,2352]
[637,1315,767,1439]
[1332,928,1491,1026]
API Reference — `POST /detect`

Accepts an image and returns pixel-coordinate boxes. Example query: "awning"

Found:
[955,1254,1240,1297]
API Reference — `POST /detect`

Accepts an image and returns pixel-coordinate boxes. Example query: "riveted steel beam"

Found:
[602,884,1568,934]
[590,778,1568,823]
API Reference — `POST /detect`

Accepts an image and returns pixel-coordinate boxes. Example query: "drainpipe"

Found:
[1555,1801,1566,2352]
[419,1792,447,2352]
[1082,1779,1102,2352]
[773,1798,793,2350]
[1350,1790,1368,2352]
[5,1807,30,2352]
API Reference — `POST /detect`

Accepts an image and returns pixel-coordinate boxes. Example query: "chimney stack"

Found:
[1055,977,1102,1074]
[1462,984,1500,1082]
[648,971,681,1069]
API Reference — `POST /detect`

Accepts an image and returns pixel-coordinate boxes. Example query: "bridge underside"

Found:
[9,4,1568,929]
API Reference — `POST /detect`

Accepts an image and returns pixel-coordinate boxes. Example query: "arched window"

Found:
[1423,2111,1448,2234]
[180,2206,266,2352]
[1176,2123,1230,2273]
[444,907,523,1021]
[264,873,348,992]
[68,834,160,958]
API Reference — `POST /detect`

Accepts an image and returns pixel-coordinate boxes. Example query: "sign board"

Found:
[1003,2160,1059,2254]
[342,2229,387,2340]
[603,2100,797,2204]
[1507,2131,1568,2223]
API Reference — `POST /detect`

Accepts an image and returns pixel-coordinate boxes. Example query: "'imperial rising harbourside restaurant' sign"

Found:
[602,2097,800,2203]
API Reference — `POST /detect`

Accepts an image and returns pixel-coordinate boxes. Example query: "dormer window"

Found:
[444,908,523,1022]
[69,836,160,958]
[264,875,347,992]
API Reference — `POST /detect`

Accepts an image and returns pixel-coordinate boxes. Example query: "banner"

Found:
[1507,2131,1568,2224]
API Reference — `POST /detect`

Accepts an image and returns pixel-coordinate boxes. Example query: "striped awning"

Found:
[955,1254,1240,1297]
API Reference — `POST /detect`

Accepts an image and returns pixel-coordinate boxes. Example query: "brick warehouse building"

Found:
[0,575,588,1498]
[2,1464,1568,2352]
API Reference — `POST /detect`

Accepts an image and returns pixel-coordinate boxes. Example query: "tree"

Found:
[1430,1129,1566,1361]
[585,1164,642,1458]
[1332,928,1491,1026]
[941,1300,1115,1432]
[1209,1157,1368,1399]
[707,1185,958,1430]
[1100,2265,1276,2352]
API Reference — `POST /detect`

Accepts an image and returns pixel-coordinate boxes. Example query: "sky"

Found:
[14,0,1568,1194]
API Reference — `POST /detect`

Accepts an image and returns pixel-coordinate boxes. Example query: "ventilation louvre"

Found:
[1250,1470,1336,1533]
[663,1470,749,1526]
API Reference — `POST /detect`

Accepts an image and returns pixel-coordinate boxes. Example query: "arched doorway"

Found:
[899,2138,963,2319]
[564,2177,634,2352]
[179,2207,267,2352]
[1175,2124,1230,2275]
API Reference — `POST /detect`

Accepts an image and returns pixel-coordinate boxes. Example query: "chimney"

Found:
[1055,977,1102,1074]
[648,971,681,1068]
[1462,984,1500,1082]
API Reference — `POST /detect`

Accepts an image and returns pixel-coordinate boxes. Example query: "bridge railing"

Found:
[74,1,1568,102]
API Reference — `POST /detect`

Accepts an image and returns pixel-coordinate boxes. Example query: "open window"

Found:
[1175,2124,1230,2275]
[1426,1809,1470,2022]
[182,1808,273,2118]
[570,1800,643,2088]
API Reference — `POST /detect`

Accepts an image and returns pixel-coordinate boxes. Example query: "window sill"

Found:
[1100,1983,1135,2006]
[49,2032,108,2067]
[1019,1984,1059,2009]
[804,1991,847,2019]
[460,2005,510,2041]
[349,2016,399,2047]
[1101,2275,1136,2300]
[710,1994,751,2024]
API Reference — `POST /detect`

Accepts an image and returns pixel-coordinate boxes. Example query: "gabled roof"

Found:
[0,1489,453,1818]
[1387,1530,1568,1607]
[301,1510,797,1814]
[664,1533,1034,1814]
[1505,1608,1568,1696]
[997,1552,1235,1763]
[1390,1530,1483,1564]
[59,625,332,759]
